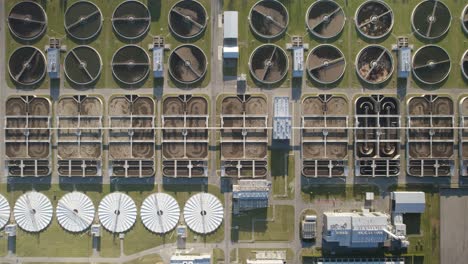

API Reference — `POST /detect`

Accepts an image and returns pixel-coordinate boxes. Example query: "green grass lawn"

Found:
[271,149,295,199]
[0,183,223,258]
[212,248,225,263]
[231,205,294,242]
[224,0,468,90]
[5,0,211,90]
[123,253,163,264]
[0,235,6,257]
[301,184,379,202]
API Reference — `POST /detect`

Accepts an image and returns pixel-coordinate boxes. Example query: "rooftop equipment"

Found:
[391,191,426,214]
[412,45,451,85]
[307,44,346,84]
[140,193,180,234]
[64,45,102,85]
[301,215,317,240]
[249,44,288,84]
[273,97,291,140]
[306,0,345,39]
[64,1,103,40]
[98,192,137,233]
[356,45,394,85]
[355,0,394,39]
[8,1,47,41]
[112,45,150,85]
[14,192,53,232]
[0,194,10,230]
[395,37,411,79]
[56,192,95,233]
[46,38,61,80]
[412,0,451,40]
[183,193,223,234]
[169,44,207,84]
[112,1,150,39]
[289,36,304,78]
[223,11,239,59]
[232,180,271,214]
[9,46,46,86]
[249,0,289,39]
[169,0,208,39]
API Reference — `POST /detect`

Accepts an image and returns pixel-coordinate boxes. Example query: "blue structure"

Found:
[292,46,304,78]
[47,47,60,79]
[153,47,164,78]
[398,47,411,78]
[233,191,269,214]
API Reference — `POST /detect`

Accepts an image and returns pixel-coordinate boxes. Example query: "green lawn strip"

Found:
[212,248,225,263]
[271,149,295,199]
[0,235,6,257]
[231,205,294,242]
[301,184,379,202]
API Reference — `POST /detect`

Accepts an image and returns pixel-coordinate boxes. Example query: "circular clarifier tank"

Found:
[8,1,47,41]
[412,45,451,84]
[64,46,102,85]
[355,0,394,39]
[412,0,451,40]
[462,50,468,80]
[307,44,346,84]
[112,45,150,85]
[64,1,103,40]
[462,5,468,34]
[249,44,288,84]
[355,45,393,85]
[249,0,289,39]
[8,46,46,86]
[169,0,208,39]
[112,0,150,40]
[169,44,207,84]
[306,0,345,39]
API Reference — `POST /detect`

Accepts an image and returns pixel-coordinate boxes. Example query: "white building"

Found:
[170,254,211,264]
[273,97,291,140]
[391,192,425,214]
[323,211,390,248]
[223,11,239,59]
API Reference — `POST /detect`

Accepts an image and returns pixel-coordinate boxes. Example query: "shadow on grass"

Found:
[231,208,268,242]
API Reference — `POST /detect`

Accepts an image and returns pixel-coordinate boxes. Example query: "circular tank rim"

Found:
[64,45,103,86]
[168,44,208,85]
[8,1,48,41]
[64,0,103,41]
[8,45,47,86]
[248,43,289,85]
[412,44,451,85]
[411,0,452,40]
[354,0,394,40]
[305,0,346,39]
[354,44,394,85]
[167,0,208,40]
[248,0,289,39]
[306,44,346,84]
[462,50,468,80]
[111,0,151,40]
[111,44,150,85]
[462,5,468,34]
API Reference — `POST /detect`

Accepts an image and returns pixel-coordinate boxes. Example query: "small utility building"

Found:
[223,11,239,59]
[391,191,425,214]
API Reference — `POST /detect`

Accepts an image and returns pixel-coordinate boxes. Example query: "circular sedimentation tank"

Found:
[462,5,468,34]
[112,0,150,40]
[306,0,345,39]
[411,0,451,40]
[462,50,468,80]
[64,46,102,85]
[307,44,346,84]
[112,45,150,85]
[412,45,451,84]
[169,0,208,39]
[355,45,393,85]
[64,1,103,40]
[355,0,394,39]
[8,1,47,41]
[8,46,46,86]
[168,44,207,84]
[249,44,288,84]
[249,0,289,39]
